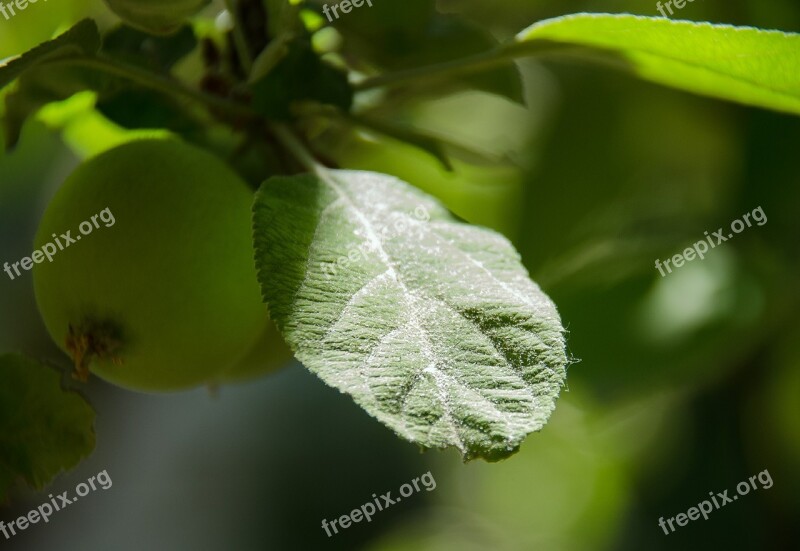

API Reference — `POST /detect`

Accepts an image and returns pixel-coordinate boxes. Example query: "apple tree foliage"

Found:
[0,0,798,496]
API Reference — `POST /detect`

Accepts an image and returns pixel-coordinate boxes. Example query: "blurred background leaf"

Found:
[306,0,523,102]
[0,354,95,499]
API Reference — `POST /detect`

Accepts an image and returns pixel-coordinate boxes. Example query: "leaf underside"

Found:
[0,354,96,499]
[253,169,567,461]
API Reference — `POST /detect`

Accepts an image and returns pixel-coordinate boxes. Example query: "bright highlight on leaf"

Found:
[253,170,568,461]
[0,354,96,499]
[512,13,800,116]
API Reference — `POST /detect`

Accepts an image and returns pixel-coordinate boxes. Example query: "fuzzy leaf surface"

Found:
[254,170,567,461]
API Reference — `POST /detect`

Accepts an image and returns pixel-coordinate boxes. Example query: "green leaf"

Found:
[101,24,197,73]
[512,13,800,116]
[0,19,100,92]
[95,87,200,132]
[3,22,200,148]
[248,31,294,85]
[308,0,523,102]
[250,40,352,120]
[253,170,567,461]
[3,62,117,150]
[0,19,105,149]
[0,354,95,499]
[93,27,199,132]
[104,0,210,36]
[345,113,454,170]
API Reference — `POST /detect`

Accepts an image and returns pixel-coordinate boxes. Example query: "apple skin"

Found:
[213,318,294,385]
[33,138,267,392]
[103,0,210,35]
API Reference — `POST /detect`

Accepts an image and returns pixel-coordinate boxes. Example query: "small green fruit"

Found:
[103,0,210,35]
[213,319,293,385]
[33,138,267,392]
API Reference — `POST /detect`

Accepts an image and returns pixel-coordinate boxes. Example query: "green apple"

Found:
[213,319,293,385]
[33,138,267,392]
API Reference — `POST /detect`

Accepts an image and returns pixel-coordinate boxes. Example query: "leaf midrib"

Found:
[315,172,543,446]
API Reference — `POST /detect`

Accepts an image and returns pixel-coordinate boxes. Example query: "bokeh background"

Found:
[1,0,799,550]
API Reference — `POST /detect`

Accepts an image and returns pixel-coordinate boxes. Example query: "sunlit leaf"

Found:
[253,169,567,461]
[512,13,800,115]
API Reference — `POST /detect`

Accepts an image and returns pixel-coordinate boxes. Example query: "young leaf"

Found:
[308,0,523,102]
[95,87,201,132]
[253,170,567,461]
[0,354,95,499]
[250,40,353,119]
[101,24,197,73]
[513,13,800,116]
[104,0,210,36]
[0,19,101,92]
[3,62,117,150]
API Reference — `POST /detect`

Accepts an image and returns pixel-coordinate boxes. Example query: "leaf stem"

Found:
[270,123,327,177]
[61,55,255,119]
[353,48,511,91]
[352,41,566,91]
[296,104,453,170]
[224,0,254,74]
[345,112,454,170]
